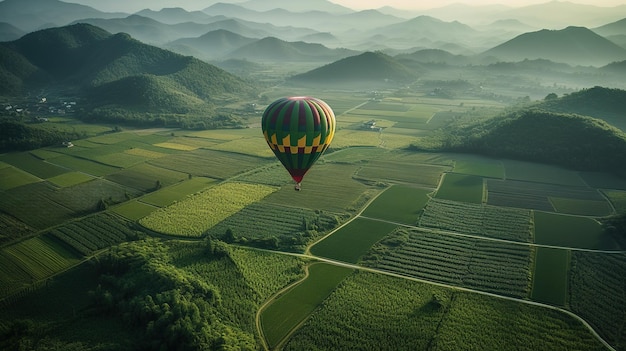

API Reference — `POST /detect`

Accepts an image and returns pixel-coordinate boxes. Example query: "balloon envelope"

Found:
[261,96,336,184]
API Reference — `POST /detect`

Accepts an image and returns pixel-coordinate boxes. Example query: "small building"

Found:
[62,141,74,148]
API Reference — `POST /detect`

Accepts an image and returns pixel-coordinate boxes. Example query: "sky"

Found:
[331,0,626,9]
[65,0,626,13]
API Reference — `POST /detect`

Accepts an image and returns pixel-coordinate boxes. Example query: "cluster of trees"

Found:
[410,108,626,176]
[89,238,255,351]
[0,119,84,152]
[81,107,246,129]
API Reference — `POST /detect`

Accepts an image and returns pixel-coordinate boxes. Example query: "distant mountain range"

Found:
[482,26,626,66]
[0,23,256,112]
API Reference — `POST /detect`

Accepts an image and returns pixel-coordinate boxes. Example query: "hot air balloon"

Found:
[261,96,336,191]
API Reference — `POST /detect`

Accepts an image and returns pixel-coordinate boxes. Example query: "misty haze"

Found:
[1,0,626,350]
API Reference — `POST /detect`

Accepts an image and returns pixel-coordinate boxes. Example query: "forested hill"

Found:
[413,109,626,175]
[0,23,257,113]
[536,86,626,131]
[289,51,417,86]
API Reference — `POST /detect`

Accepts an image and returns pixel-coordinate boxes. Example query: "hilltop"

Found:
[226,36,357,62]
[0,23,257,125]
[0,0,126,32]
[413,106,626,175]
[482,26,626,66]
[289,51,417,86]
[536,86,626,131]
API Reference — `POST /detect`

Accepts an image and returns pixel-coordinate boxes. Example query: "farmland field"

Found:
[355,159,448,187]
[285,271,604,351]
[362,185,431,224]
[48,155,120,176]
[435,173,484,203]
[0,212,34,245]
[148,149,268,179]
[502,160,588,186]
[486,178,607,215]
[206,201,343,251]
[264,163,373,213]
[0,236,81,291]
[260,263,354,349]
[0,165,41,190]
[534,211,617,250]
[140,182,277,237]
[309,217,398,263]
[46,171,95,187]
[531,247,569,306]
[111,200,158,220]
[364,228,533,298]
[0,182,76,228]
[139,177,217,207]
[0,152,68,179]
[419,198,533,242]
[105,163,189,191]
[602,189,626,213]
[569,251,626,348]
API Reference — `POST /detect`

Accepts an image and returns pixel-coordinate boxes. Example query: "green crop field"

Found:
[206,201,343,251]
[323,146,389,163]
[452,155,504,178]
[534,211,617,250]
[0,182,76,229]
[140,182,277,237]
[285,271,604,351]
[111,200,158,220]
[47,213,135,256]
[569,251,626,348]
[148,149,268,179]
[139,177,217,207]
[0,236,81,291]
[502,160,587,186]
[435,173,484,203]
[46,171,95,187]
[419,198,533,242]
[355,160,448,187]
[0,166,41,190]
[264,163,373,213]
[603,189,626,213]
[549,197,612,216]
[365,228,532,298]
[48,155,120,176]
[309,217,398,263]
[0,152,68,179]
[361,185,431,224]
[531,247,569,306]
[105,163,189,191]
[260,263,354,349]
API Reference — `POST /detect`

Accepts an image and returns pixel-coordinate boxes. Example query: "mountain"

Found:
[0,23,256,114]
[482,26,626,67]
[536,86,626,131]
[289,51,417,86]
[135,7,215,24]
[499,1,626,29]
[395,49,472,66]
[225,36,357,62]
[365,16,480,51]
[0,0,127,32]
[593,18,626,49]
[71,15,212,45]
[420,3,512,25]
[165,29,256,60]
[237,0,352,14]
[0,22,25,41]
